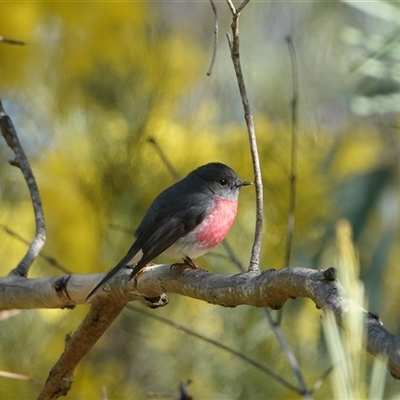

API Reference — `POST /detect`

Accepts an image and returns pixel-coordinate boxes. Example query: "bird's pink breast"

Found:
[194,198,238,249]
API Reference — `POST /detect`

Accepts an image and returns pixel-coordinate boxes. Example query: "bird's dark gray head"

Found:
[188,162,251,199]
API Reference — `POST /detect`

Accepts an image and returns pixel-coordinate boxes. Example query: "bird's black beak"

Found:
[237,179,252,187]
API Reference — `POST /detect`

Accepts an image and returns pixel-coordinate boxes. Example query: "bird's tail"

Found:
[85,252,136,303]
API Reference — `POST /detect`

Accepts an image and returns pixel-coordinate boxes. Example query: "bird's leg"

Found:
[182,256,200,269]
[170,256,204,273]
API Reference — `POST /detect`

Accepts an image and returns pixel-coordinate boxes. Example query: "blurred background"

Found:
[0,1,399,399]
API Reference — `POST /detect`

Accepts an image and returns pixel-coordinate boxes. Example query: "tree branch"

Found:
[0,369,42,385]
[262,308,311,397]
[1,266,399,380]
[37,298,127,400]
[225,0,263,273]
[146,137,181,181]
[276,36,300,327]
[207,0,219,76]
[0,99,46,277]
[0,224,71,275]
[283,36,299,270]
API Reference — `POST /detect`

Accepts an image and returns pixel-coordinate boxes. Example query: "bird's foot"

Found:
[170,257,205,274]
[183,256,201,269]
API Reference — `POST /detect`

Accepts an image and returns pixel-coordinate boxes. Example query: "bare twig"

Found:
[0,224,71,275]
[0,36,27,46]
[349,27,400,73]
[0,99,46,277]
[127,305,303,394]
[226,0,236,15]
[236,0,250,14]
[263,309,311,398]
[109,223,132,235]
[146,137,181,181]
[310,366,334,394]
[283,36,298,270]
[0,370,43,385]
[272,38,306,388]
[207,0,219,76]
[221,240,245,271]
[275,37,298,330]
[225,0,262,274]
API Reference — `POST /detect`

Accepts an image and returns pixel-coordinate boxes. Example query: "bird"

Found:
[86,162,251,302]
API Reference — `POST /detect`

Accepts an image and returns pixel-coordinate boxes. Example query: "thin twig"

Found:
[310,366,334,394]
[236,0,250,14]
[0,36,27,46]
[226,33,233,52]
[109,223,132,235]
[283,36,298,270]
[226,0,236,15]
[146,137,181,181]
[0,99,46,277]
[276,37,299,327]
[225,0,263,273]
[263,309,312,398]
[221,240,245,271]
[0,224,71,275]
[0,370,43,385]
[349,27,400,73]
[207,0,219,76]
[127,305,303,394]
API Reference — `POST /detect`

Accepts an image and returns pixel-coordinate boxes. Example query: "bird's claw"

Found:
[170,257,205,275]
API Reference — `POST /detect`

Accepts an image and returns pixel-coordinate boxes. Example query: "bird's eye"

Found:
[219,179,227,186]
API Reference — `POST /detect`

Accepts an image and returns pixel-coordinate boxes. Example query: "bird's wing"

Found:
[129,204,208,277]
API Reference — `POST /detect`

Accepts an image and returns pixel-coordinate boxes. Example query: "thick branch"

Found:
[0,99,46,277]
[0,265,399,379]
[37,298,127,400]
